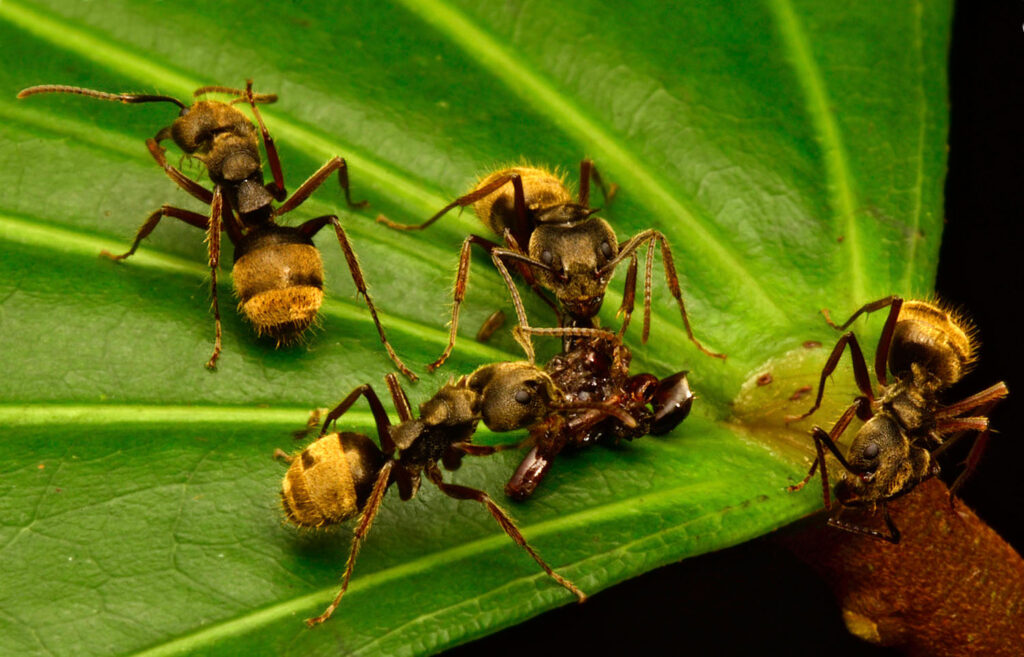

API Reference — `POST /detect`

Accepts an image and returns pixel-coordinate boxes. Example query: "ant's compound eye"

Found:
[541,250,553,265]
[863,442,879,459]
[600,241,613,259]
[514,389,531,404]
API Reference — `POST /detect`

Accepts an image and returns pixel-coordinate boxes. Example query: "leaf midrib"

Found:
[767,0,865,302]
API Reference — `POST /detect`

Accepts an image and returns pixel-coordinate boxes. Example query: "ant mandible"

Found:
[377,160,725,369]
[787,296,1008,542]
[276,361,637,626]
[18,81,416,378]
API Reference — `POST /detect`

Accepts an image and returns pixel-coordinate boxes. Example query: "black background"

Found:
[450,2,1023,655]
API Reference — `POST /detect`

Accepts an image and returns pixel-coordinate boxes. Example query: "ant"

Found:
[18,81,415,377]
[506,333,695,500]
[786,296,1008,543]
[377,160,725,369]
[275,361,638,626]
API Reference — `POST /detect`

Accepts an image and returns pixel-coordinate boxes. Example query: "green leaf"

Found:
[0,0,951,655]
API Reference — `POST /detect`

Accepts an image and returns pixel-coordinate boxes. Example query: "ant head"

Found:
[529,216,618,319]
[834,416,912,505]
[468,363,562,432]
[170,100,257,157]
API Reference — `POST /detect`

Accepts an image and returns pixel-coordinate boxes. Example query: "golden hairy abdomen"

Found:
[281,434,361,528]
[895,300,977,384]
[473,166,571,236]
[233,243,324,341]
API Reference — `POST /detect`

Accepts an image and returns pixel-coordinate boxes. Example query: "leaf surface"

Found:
[0,1,951,655]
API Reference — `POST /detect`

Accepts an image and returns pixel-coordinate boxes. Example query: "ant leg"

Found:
[145,139,214,204]
[932,383,1008,500]
[476,310,507,342]
[616,254,638,337]
[450,442,521,457]
[100,206,209,260]
[376,174,515,231]
[277,157,366,216]
[192,83,277,103]
[425,463,586,602]
[204,189,224,370]
[608,230,724,359]
[299,215,417,380]
[428,234,507,371]
[828,502,901,544]
[320,382,395,453]
[821,295,905,387]
[822,295,902,330]
[243,79,287,201]
[934,381,1009,420]
[577,158,618,208]
[948,429,992,502]
[788,401,863,506]
[871,298,903,386]
[272,448,293,463]
[291,408,326,441]
[785,332,875,423]
[306,460,395,627]
[384,373,415,424]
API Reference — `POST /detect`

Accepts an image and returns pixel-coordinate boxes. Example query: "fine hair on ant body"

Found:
[276,362,638,626]
[506,332,695,501]
[377,159,725,369]
[787,296,1008,543]
[18,81,415,378]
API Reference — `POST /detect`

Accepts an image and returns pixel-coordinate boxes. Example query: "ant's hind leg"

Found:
[306,461,395,627]
[298,215,418,381]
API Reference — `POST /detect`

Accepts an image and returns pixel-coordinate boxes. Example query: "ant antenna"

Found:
[17,85,187,109]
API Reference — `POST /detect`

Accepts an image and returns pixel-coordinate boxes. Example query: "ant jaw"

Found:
[562,295,604,319]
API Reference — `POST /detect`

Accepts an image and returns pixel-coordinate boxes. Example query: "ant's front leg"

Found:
[828,502,901,544]
[242,79,287,201]
[608,230,725,359]
[145,138,215,205]
[787,401,864,509]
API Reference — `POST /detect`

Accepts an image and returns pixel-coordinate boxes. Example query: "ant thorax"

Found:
[877,364,943,440]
